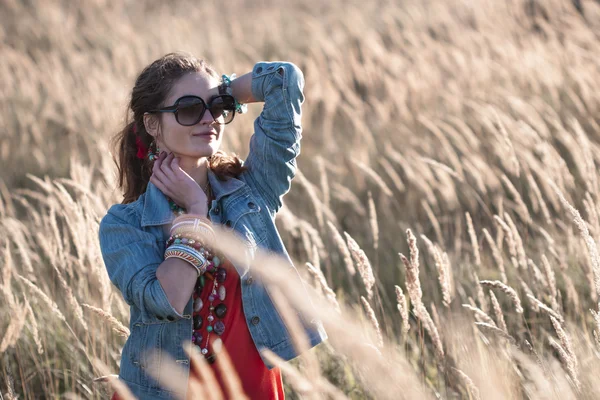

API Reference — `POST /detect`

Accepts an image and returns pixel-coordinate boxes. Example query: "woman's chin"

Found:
[177,146,217,159]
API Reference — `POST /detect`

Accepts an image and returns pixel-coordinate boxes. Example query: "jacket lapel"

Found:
[140,168,247,227]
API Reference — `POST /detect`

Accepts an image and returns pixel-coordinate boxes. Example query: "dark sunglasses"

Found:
[147,94,236,126]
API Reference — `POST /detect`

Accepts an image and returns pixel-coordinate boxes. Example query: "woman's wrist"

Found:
[187,203,208,217]
[228,71,258,104]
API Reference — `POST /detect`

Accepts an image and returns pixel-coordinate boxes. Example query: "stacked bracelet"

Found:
[219,73,248,114]
[164,244,210,277]
[164,214,218,276]
[171,214,213,228]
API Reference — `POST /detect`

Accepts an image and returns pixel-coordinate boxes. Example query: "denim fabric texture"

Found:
[99,61,328,399]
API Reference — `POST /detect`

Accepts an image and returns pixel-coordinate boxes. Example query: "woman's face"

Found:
[147,72,225,158]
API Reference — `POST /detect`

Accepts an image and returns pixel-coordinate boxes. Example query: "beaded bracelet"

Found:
[219,73,248,114]
[171,229,215,247]
[166,234,213,250]
[164,244,210,277]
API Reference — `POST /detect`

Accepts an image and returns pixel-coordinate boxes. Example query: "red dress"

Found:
[111,256,284,399]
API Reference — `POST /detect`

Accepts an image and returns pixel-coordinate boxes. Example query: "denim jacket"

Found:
[99,61,327,399]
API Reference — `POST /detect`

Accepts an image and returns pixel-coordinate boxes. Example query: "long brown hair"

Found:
[111,52,248,204]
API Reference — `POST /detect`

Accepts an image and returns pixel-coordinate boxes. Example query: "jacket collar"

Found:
[140,168,246,227]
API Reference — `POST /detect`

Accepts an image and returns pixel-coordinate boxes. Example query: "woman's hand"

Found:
[150,152,208,214]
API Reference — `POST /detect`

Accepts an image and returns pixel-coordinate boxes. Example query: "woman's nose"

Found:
[201,108,216,124]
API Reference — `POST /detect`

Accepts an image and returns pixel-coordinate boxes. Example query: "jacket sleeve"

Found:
[98,206,185,324]
[243,61,305,213]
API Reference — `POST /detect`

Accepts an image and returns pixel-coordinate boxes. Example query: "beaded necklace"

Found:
[167,182,227,363]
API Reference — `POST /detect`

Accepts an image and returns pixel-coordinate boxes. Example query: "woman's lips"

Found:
[192,131,216,137]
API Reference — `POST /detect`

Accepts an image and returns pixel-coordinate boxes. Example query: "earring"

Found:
[147,140,160,161]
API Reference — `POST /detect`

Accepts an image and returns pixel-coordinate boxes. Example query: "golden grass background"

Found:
[3,0,600,398]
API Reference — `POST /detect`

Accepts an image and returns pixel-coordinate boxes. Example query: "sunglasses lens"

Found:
[176,97,205,125]
[209,96,236,124]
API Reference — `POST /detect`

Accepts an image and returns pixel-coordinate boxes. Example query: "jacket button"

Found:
[248,202,256,209]
[157,315,164,320]
[256,66,263,73]
[246,277,253,285]
[167,315,175,321]
[251,316,260,325]
[214,206,220,214]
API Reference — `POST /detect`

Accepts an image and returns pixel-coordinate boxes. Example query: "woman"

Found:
[99,52,327,399]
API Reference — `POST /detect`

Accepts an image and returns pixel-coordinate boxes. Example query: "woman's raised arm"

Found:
[237,61,306,214]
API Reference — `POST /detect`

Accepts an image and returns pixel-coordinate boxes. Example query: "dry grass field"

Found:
[3,0,600,398]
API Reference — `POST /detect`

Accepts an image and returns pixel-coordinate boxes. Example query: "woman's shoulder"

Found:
[100,197,145,230]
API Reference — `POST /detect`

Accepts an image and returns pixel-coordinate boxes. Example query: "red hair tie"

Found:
[134,127,148,159]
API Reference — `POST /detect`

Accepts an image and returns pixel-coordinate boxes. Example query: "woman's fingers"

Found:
[152,156,170,183]
[161,152,177,181]
[152,151,166,173]
[170,155,179,168]
[150,172,174,198]
[154,150,167,167]
[171,157,186,181]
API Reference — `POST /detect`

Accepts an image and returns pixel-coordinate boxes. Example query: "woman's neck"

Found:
[177,156,210,189]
